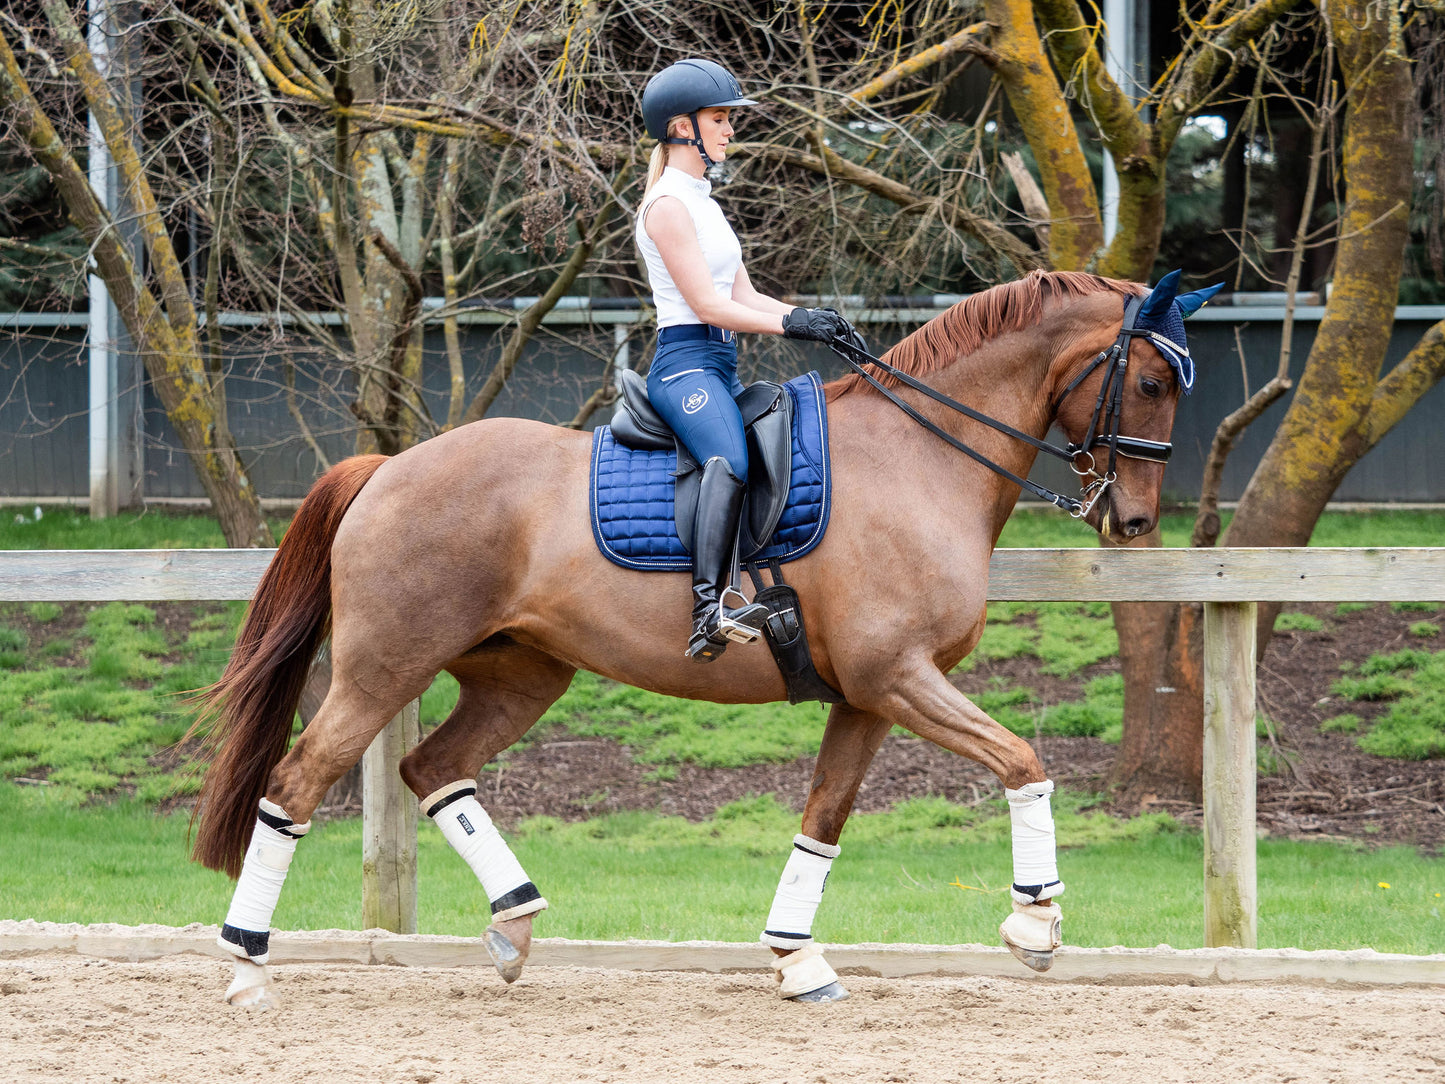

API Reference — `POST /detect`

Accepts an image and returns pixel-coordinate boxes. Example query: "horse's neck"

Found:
[834,330,1059,539]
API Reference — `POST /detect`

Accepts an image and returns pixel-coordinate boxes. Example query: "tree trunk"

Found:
[1107,0,1419,802]
[0,20,272,549]
[1106,600,1205,805]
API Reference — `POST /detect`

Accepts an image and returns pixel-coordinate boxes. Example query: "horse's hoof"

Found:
[771,943,848,1001]
[483,925,527,984]
[1005,942,1054,973]
[999,899,1062,974]
[788,980,851,1004]
[224,960,279,1009]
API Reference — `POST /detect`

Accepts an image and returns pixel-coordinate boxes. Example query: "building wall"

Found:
[2,310,1442,503]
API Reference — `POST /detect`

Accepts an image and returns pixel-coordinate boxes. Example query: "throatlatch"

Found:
[424,781,547,921]
[218,797,311,965]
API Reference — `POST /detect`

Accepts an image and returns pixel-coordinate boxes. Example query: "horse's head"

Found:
[1050,272,1221,543]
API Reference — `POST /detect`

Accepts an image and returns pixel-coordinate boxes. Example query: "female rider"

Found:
[636,58,859,662]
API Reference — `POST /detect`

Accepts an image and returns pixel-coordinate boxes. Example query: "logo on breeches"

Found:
[683,388,709,415]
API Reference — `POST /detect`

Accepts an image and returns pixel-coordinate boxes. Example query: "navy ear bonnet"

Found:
[1130,270,1224,395]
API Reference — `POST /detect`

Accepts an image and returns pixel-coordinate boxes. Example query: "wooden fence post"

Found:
[362,700,420,933]
[1202,601,1258,948]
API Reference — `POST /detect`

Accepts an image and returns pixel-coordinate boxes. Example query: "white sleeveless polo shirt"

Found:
[635,167,743,328]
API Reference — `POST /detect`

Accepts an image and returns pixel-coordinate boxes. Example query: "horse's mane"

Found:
[825,270,1141,401]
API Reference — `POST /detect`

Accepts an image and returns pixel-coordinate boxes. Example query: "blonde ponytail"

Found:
[644,142,668,194]
[643,116,689,194]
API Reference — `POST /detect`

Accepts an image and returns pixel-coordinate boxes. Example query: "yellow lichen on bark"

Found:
[983,0,1101,270]
[1226,0,1412,546]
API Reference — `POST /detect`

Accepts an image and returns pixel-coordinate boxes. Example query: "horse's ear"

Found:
[1176,282,1224,318]
[1136,269,1182,323]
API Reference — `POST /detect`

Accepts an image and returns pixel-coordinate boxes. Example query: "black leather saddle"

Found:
[609,369,794,558]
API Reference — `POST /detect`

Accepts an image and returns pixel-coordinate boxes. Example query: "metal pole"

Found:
[86,0,115,519]
[1101,0,1146,246]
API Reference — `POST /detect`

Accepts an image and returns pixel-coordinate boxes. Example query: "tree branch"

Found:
[733,140,1045,274]
[1155,0,1301,149]
[1031,0,1147,153]
[461,189,624,426]
[1363,320,1445,445]
[41,0,197,331]
[849,21,994,103]
[1190,375,1292,547]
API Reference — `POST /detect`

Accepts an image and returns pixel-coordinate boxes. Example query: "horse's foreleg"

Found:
[763,704,891,1004]
[867,664,1064,971]
[400,644,576,985]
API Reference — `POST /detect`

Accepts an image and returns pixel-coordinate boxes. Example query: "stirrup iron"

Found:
[717,586,769,643]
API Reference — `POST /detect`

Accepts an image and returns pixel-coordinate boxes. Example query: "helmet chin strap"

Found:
[663,113,718,170]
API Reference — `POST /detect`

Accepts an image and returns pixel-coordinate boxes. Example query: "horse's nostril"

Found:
[1124,517,1152,537]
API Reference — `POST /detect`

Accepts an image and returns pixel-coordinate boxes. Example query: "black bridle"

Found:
[828,296,1172,518]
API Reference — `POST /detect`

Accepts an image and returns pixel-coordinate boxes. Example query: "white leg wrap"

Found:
[219,798,310,964]
[771,943,841,999]
[1005,780,1064,905]
[761,834,839,950]
[424,782,547,920]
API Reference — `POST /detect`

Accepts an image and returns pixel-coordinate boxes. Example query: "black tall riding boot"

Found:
[687,458,771,662]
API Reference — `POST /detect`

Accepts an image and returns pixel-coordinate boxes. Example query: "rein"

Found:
[827,296,1171,518]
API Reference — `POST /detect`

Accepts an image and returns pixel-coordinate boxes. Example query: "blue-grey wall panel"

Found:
[3,316,1442,502]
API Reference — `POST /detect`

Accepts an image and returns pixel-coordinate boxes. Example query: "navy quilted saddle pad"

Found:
[590,371,831,572]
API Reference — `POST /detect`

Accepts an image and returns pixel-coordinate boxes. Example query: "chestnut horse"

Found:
[193,270,1190,1007]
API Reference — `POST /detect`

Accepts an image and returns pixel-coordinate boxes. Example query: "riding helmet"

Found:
[641,59,757,141]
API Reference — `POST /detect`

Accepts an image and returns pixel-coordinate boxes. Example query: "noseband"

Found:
[829,296,1171,518]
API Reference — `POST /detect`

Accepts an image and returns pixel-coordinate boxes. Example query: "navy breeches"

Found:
[647,339,749,480]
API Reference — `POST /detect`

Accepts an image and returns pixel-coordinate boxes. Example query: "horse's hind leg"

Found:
[399,640,576,984]
[220,669,429,1008]
[763,703,891,1004]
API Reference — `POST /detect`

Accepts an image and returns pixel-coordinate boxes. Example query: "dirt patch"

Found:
[1,952,1441,1083]
[366,602,1444,853]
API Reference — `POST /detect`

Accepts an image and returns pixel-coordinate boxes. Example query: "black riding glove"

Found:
[782,307,855,344]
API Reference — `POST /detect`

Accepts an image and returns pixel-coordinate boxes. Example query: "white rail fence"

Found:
[4,546,1442,948]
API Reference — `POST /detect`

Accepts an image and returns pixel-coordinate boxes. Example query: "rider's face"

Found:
[676,108,734,163]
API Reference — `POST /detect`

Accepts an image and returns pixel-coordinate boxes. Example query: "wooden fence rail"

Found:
[3,547,1441,948]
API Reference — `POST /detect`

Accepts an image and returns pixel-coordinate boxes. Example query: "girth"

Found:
[609,369,795,559]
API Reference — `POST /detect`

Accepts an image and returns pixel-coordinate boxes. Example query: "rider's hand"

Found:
[782,307,855,344]
[820,308,869,355]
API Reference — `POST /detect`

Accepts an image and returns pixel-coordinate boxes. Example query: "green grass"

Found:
[1319,713,1361,734]
[1392,600,1441,614]
[536,671,830,767]
[1346,649,1445,760]
[1410,622,1439,638]
[3,506,1442,795]
[960,601,1117,677]
[994,507,1445,549]
[1276,612,1325,632]
[1,787,1439,953]
[9,505,1443,552]
[963,674,1124,742]
[0,600,244,802]
[0,507,290,550]
[25,602,62,623]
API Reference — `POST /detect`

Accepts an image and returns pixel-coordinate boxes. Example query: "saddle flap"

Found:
[739,382,792,558]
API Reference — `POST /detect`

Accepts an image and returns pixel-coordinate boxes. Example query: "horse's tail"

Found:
[191,454,387,878]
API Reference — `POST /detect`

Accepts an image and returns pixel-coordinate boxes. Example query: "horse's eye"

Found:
[1139,378,1161,399]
